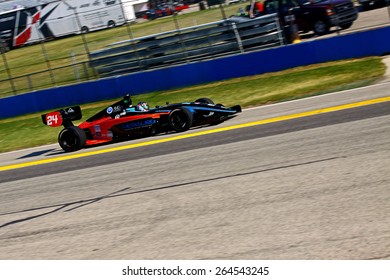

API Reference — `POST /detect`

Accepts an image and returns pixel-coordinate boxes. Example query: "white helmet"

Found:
[136,102,149,111]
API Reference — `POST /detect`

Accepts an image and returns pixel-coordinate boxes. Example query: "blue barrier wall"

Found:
[1,26,390,119]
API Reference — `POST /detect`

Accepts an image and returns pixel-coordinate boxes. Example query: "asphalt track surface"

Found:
[1,82,390,259]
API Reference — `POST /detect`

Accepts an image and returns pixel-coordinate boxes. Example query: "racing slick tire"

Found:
[195,98,215,117]
[168,107,193,132]
[58,126,87,152]
[195,98,214,104]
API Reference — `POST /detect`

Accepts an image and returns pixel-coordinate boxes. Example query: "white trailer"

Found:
[0,0,148,49]
[41,0,127,35]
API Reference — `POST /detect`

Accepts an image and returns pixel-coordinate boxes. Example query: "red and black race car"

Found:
[42,96,241,152]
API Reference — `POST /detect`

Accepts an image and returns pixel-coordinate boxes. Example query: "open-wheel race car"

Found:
[42,96,242,152]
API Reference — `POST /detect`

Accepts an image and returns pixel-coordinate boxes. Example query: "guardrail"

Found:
[89,14,284,77]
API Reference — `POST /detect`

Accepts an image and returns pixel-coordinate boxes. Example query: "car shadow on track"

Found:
[17,149,56,160]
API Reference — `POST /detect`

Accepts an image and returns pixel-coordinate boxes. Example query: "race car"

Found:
[41,96,242,152]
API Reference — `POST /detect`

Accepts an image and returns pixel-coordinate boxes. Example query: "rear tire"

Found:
[107,20,116,28]
[58,126,86,152]
[81,26,89,33]
[168,107,193,132]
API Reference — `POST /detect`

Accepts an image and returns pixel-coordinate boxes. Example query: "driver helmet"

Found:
[123,94,132,106]
[136,101,149,111]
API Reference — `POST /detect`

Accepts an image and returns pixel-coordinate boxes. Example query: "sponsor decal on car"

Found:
[107,105,123,114]
[94,125,101,132]
[121,119,157,130]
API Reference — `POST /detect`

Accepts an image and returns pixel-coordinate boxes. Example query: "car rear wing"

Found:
[41,106,82,128]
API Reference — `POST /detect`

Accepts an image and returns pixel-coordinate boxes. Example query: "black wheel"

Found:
[195,98,216,117]
[168,107,193,132]
[107,20,116,28]
[195,97,214,104]
[58,126,86,152]
[81,26,89,33]
[313,20,329,36]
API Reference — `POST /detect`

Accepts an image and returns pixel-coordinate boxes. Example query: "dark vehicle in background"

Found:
[262,0,358,36]
[358,0,387,10]
[234,0,358,36]
[143,2,189,20]
[144,4,174,19]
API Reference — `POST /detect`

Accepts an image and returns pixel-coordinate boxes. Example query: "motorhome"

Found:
[0,0,148,49]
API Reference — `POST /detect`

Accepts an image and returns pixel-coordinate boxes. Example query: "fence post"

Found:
[275,15,286,46]
[32,20,56,86]
[82,62,90,80]
[173,13,189,63]
[70,51,80,81]
[0,48,17,95]
[27,75,33,91]
[118,0,136,39]
[231,22,244,53]
[61,0,91,58]
[329,0,341,35]
[387,0,390,21]
[118,0,143,70]
[219,0,227,19]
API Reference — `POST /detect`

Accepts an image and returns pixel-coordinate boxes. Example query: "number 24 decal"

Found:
[46,112,62,127]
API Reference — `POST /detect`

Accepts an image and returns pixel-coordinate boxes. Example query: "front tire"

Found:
[195,97,214,105]
[58,126,86,152]
[168,107,193,132]
[195,97,216,117]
